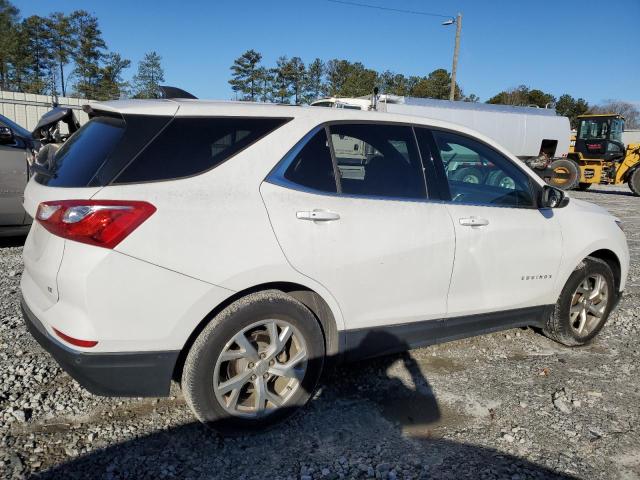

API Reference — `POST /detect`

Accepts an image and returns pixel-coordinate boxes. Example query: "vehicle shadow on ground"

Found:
[32,332,577,480]
[0,234,26,248]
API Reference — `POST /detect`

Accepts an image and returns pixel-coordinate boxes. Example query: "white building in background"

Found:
[623,130,640,145]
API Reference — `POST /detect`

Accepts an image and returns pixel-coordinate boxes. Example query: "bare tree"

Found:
[590,100,640,129]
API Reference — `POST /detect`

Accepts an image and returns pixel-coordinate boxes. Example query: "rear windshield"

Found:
[36,117,125,187]
[36,115,290,187]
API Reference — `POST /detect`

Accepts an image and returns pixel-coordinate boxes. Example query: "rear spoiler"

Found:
[82,86,197,119]
[157,86,197,99]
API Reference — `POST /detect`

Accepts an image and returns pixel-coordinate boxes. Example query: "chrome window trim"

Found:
[265,121,542,210]
[266,123,430,203]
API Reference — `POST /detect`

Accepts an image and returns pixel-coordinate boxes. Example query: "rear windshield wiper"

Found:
[30,164,58,179]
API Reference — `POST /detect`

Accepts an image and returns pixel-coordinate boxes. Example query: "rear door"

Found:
[261,123,456,332]
[418,128,563,317]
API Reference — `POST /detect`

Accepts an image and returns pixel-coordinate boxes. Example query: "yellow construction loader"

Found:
[548,114,640,195]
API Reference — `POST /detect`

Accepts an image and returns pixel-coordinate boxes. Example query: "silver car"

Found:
[0,114,35,236]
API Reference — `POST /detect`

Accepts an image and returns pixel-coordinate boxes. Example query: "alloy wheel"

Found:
[569,273,609,336]
[213,319,308,418]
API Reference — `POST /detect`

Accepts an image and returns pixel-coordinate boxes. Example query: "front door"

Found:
[423,128,563,317]
[261,123,456,331]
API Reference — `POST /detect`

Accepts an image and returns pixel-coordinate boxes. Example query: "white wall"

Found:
[0,90,93,131]
[623,130,640,146]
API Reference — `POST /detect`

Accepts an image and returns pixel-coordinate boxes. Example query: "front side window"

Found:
[432,130,535,208]
[329,124,426,199]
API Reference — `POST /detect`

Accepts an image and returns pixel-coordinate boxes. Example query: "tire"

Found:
[629,168,640,196]
[486,170,516,189]
[577,182,592,191]
[544,257,616,346]
[451,167,484,184]
[547,159,580,190]
[182,290,325,434]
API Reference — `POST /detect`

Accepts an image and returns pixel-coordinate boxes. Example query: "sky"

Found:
[14,0,640,105]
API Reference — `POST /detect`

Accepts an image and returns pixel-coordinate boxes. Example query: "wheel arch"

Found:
[587,249,622,293]
[172,282,343,382]
[622,161,640,182]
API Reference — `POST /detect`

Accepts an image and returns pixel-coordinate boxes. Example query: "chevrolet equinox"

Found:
[20,99,629,432]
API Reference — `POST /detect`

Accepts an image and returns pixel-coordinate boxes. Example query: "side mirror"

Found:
[0,126,14,145]
[540,185,570,208]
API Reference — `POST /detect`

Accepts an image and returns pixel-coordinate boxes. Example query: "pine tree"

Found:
[325,59,351,96]
[228,49,263,101]
[272,56,293,103]
[6,23,30,91]
[379,70,410,96]
[410,69,461,100]
[48,12,76,96]
[303,58,325,102]
[70,10,106,98]
[95,52,130,100]
[255,66,273,102]
[286,57,305,104]
[21,15,54,94]
[0,0,19,90]
[556,94,589,128]
[132,51,164,98]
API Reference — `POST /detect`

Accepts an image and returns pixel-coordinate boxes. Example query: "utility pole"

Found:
[328,1,462,100]
[449,12,462,101]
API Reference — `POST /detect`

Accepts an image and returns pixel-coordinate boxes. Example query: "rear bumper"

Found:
[21,298,178,397]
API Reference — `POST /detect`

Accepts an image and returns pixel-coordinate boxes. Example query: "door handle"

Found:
[459,216,489,227]
[296,210,340,221]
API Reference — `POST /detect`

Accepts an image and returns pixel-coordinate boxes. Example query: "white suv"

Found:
[20,100,629,432]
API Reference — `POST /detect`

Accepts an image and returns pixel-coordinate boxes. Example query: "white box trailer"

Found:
[311,95,571,161]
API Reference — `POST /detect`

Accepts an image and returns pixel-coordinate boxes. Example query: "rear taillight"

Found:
[36,200,156,249]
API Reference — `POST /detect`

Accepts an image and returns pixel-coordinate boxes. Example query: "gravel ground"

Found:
[0,185,638,480]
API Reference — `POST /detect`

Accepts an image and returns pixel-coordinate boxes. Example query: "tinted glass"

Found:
[283,129,337,192]
[116,117,289,183]
[329,124,426,199]
[433,130,534,207]
[89,114,172,187]
[37,117,125,187]
[413,127,445,198]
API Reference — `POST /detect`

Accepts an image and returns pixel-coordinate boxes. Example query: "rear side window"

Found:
[37,117,125,187]
[283,129,337,193]
[329,124,427,199]
[115,117,290,183]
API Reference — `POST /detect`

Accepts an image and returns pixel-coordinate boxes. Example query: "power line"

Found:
[326,0,453,19]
